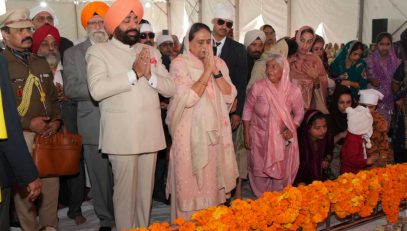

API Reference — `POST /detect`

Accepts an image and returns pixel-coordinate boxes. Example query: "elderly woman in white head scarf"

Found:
[243,54,304,196]
[166,22,238,221]
[247,37,298,91]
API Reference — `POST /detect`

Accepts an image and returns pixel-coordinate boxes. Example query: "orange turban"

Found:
[104,0,144,35]
[81,1,110,29]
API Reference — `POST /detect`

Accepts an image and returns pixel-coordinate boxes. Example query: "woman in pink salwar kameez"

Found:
[243,54,304,197]
[166,23,238,221]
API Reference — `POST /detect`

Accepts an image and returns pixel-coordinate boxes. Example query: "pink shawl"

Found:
[263,56,300,182]
[290,26,328,109]
[166,30,238,191]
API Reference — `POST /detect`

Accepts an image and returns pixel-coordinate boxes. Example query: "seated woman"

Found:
[166,23,238,221]
[243,54,304,197]
[365,32,403,126]
[330,40,367,99]
[294,110,332,186]
[327,85,354,179]
[290,26,328,112]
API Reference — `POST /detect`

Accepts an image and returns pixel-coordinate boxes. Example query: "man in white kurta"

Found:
[85,0,176,229]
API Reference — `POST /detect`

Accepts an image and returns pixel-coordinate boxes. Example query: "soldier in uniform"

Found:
[0,8,61,231]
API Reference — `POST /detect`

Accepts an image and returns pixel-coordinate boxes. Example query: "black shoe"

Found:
[224,198,232,207]
[9,221,20,228]
[99,227,111,231]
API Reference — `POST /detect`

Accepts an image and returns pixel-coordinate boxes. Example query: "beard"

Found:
[46,52,61,69]
[144,41,154,46]
[114,27,140,46]
[250,51,262,60]
[38,51,61,69]
[88,29,109,43]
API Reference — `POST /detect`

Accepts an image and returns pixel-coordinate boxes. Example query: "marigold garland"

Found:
[126,163,407,231]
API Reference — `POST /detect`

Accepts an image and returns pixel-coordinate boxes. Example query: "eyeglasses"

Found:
[34,15,54,23]
[216,19,233,29]
[140,32,155,39]
[87,20,104,26]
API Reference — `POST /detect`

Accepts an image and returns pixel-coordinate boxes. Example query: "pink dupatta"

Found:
[290,26,328,110]
[166,30,238,192]
[263,56,300,183]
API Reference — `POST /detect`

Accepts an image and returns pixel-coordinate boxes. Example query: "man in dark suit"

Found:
[0,54,41,230]
[211,3,248,130]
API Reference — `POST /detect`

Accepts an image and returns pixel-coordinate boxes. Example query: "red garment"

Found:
[340,133,367,174]
[31,25,61,54]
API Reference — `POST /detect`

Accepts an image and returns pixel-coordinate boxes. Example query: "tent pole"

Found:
[74,4,79,40]
[287,0,291,36]
[236,0,239,41]
[358,0,364,41]
[167,0,172,33]
[198,0,202,23]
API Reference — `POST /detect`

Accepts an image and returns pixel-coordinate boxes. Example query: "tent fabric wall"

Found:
[291,0,359,43]
[4,0,407,46]
[363,0,407,44]
[238,0,287,43]
[6,0,78,42]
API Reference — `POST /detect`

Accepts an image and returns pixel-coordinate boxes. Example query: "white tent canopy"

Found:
[3,0,407,45]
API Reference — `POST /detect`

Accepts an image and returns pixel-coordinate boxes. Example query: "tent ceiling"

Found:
[4,0,407,45]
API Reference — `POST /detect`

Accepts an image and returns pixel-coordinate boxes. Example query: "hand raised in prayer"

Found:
[303,62,319,79]
[133,47,151,79]
[203,47,216,74]
[338,73,349,80]
[341,80,359,89]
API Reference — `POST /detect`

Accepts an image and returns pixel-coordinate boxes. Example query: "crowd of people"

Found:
[0,0,406,230]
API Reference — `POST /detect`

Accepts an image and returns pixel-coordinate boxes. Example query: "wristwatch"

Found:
[213,71,223,79]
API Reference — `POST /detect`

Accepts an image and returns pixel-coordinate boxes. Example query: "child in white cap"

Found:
[340,105,376,174]
[358,89,393,168]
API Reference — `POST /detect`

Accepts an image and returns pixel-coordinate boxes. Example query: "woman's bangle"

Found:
[198,79,207,86]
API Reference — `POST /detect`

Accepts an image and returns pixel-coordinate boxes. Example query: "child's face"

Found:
[309,118,328,140]
[359,103,376,114]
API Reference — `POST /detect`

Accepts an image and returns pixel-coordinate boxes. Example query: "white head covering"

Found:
[346,105,373,149]
[328,78,335,90]
[359,89,384,106]
[29,6,59,26]
[140,23,153,33]
[244,29,266,48]
[213,3,235,21]
[261,38,289,59]
[156,34,173,46]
